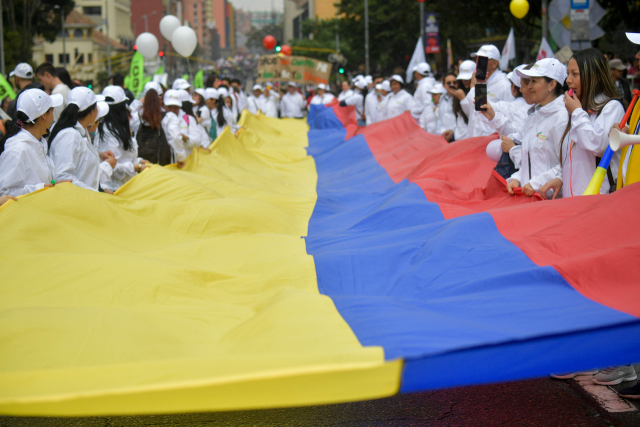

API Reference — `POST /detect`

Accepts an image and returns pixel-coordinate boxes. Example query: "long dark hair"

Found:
[0,112,30,155]
[216,97,227,128]
[452,72,469,124]
[99,102,133,151]
[141,89,162,130]
[182,101,195,119]
[558,49,619,162]
[56,67,74,88]
[48,103,97,148]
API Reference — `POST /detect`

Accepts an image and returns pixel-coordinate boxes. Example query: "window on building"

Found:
[74,29,83,38]
[45,54,54,64]
[76,54,84,64]
[83,6,101,15]
[58,53,70,65]
[88,53,93,63]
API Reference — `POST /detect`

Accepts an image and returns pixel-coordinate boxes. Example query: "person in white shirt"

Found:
[481,64,535,172]
[35,62,70,122]
[342,78,367,125]
[337,80,354,102]
[176,89,205,156]
[506,58,569,199]
[420,83,447,134]
[204,88,219,142]
[193,89,212,135]
[0,89,63,197]
[443,60,476,141]
[384,75,415,120]
[94,86,150,192]
[539,48,625,199]
[309,83,336,106]
[247,84,263,115]
[457,45,515,138]
[411,62,436,122]
[280,82,306,118]
[162,90,189,168]
[374,81,393,122]
[259,84,279,117]
[231,79,248,113]
[434,73,458,136]
[364,76,384,125]
[212,87,237,137]
[48,87,115,192]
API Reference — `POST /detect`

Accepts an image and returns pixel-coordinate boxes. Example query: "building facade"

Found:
[284,0,336,42]
[74,0,135,49]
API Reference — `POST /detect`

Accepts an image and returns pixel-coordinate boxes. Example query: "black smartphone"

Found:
[476,56,488,81]
[475,83,487,111]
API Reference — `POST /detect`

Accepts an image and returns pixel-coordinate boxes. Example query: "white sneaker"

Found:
[592,366,638,386]
[550,370,599,379]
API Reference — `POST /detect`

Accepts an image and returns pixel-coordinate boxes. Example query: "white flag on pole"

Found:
[537,37,555,61]
[500,28,516,71]
[406,37,427,84]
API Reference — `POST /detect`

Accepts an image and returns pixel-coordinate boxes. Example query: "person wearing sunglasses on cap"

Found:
[48,87,116,193]
[506,58,569,199]
[94,86,150,192]
[0,89,66,197]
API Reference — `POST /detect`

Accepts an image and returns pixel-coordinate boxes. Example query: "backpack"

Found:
[136,113,172,166]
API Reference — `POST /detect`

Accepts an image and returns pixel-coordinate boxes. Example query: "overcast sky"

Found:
[230,0,283,13]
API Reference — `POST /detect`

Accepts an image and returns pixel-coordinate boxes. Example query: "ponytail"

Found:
[216,99,226,127]
[48,102,96,148]
[181,101,195,118]
[0,110,30,155]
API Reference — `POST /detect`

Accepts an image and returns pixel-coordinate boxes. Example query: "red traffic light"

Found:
[159,51,164,57]
[133,44,137,50]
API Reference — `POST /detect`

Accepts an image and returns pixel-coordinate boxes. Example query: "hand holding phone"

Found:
[476,56,489,82]
[475,83,488,112]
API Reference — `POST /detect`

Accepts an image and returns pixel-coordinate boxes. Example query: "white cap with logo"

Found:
[457,60,477,80]
[517,58,567,85]
[10,63,34,79]
[102,85,128,104]
[413,62,432,76]
[471,45,501,61]
[163,89,182,107]
[67,87,106,112]
[16,89,63,122]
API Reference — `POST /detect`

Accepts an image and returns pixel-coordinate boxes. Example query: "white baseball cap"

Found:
[95,101,110,121]
[67,87,105,112]
[317,83,327,90]
[508,64,528,87]
[143,81,163,97]
[10,63,34,79]
[352,74,364,83]
[414,62,432,76]
[364,75,373,84]
[390,74,404,84]
[217,87,230,98]
[381,80,391,92]
[457,60,477,80]
[354,79,367,89]
[252,84,263,91]
[265,82,273,88]
[172,78,191,90]
[16,89,63,122]
[428,83,447,95]
[163,89,182,107]
[204,88,219,100]
[517,58,567,85]
[471,45,501,61]
[626,32,640,44]
[102,85,128,104]
[375,83,382,91]
[194,88,206,98]
[177,89,195,103]
[288,81,297,87]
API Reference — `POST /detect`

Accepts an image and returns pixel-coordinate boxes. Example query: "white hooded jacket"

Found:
[94,128,141,192]
[507,96,569,197]
[280,91,306,118]
[0,129,55,196]
[410,77,435,121]
[385,89,415,120]
[161,111,187,163]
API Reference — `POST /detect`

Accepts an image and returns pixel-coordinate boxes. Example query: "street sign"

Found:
[425,13,440,54]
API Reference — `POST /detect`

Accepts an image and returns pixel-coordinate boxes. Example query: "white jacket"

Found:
[436,94,457,135]
[50,122,113,191]
[482,97,533,167]
[364,91,378,125]
[212,105,237,137]
[258,92,279,117]
[420,102,437,134]
[178,111,204,158]
[344,90,365,120]
[561,97,624,197]
[508,96,569,197]
[337,89,354,102]
[454,112,469,140]
[94,128,141,192]
[411,77,435,121]
[461,70,515,137]
[247,95,260,115]
[161,111,186,163]
[194,105,212,133]
[235,89,248,113]
[280,92,306,118]
[309,93,336,106]
[376,93,392,122]
[0,129,55,196]
[385,89,415,120]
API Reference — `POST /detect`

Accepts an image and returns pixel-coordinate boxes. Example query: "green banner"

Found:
[155,66,164,75]
[0,74,17,100]
[127,52,146,97]
[194,70,204,89]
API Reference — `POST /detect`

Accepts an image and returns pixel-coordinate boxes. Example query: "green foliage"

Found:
[247,23,284,50]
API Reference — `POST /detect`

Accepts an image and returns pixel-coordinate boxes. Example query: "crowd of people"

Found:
[0,33,639,399]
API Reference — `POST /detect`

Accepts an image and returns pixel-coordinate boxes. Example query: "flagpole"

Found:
[364,0,369,75]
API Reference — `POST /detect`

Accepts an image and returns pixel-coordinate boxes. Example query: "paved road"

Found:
[2,376,639,427]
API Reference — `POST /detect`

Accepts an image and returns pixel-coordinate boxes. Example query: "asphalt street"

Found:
[2,375,639,427]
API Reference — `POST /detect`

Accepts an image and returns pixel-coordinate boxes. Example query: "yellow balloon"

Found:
[510,0,529,19]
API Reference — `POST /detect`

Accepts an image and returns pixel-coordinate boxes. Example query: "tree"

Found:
[2,0,75,71]
[247,23,284,51]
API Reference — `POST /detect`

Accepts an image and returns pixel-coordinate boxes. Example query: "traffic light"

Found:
[133,44,137,51]
[339,67,344,74]
[159,51,164,57]
[275,46,281,52]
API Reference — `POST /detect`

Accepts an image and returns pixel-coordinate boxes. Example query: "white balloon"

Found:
[172,26,198,58]
[159,15,181,41]
[135,32,159,59]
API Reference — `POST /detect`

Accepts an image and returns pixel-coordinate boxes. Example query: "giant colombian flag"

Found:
[0,106,639,416]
